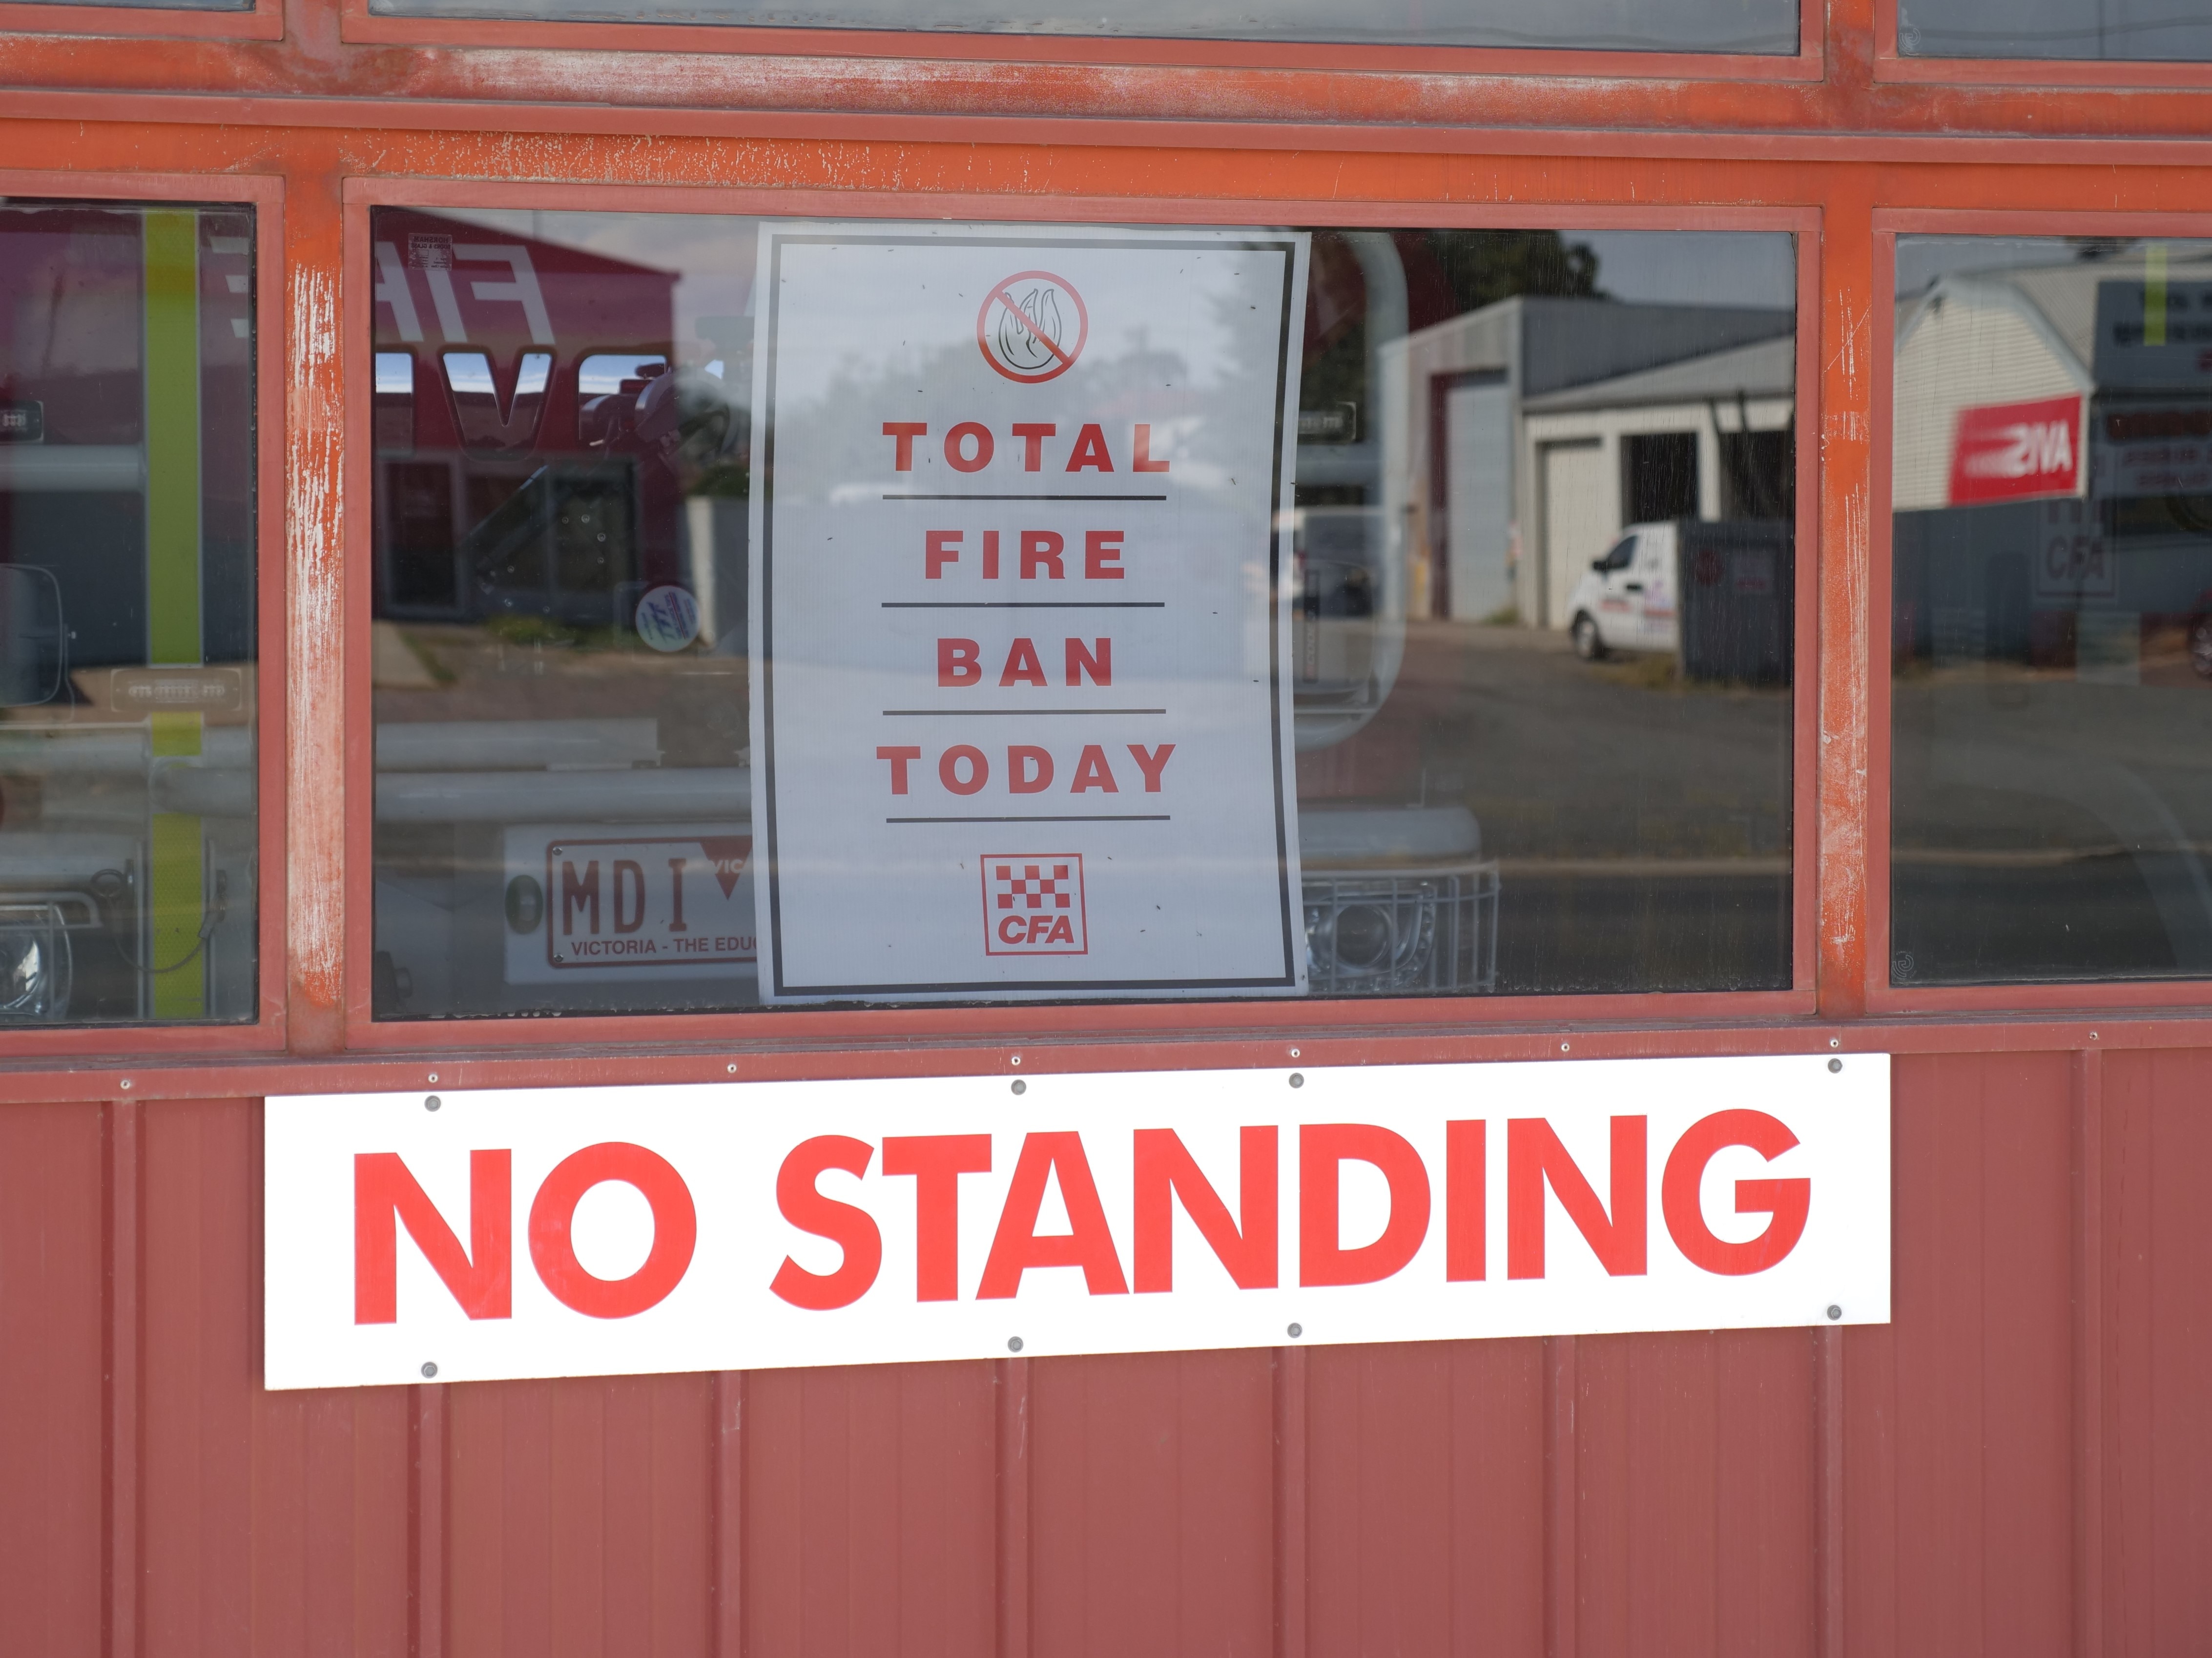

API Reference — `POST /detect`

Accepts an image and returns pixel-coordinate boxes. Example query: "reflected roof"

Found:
[1521,332,1794,413]
[1897,247,2212,378]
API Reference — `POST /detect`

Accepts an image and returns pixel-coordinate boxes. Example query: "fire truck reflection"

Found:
[370,210,746,640]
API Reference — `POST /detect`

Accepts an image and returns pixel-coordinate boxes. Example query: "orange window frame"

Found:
[0,4,2209,1102]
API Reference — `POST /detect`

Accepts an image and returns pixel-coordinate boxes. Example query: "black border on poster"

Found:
[757,228,1303,1000]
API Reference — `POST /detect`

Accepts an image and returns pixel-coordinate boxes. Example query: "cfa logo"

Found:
[978,270,1088,384]
[982,854,1088,955]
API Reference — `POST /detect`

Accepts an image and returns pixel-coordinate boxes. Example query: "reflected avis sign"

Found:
[262,1055,1891,1390]
[1947,394,2082,505]
[746,224,1311,1001]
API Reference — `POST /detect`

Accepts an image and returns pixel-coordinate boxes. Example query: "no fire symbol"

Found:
[977,270,1088,385]
[982,854,1089,955]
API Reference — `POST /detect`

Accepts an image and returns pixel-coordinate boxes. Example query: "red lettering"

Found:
[612,860,646,934]
[926,529,963,579]
[882,421,927,470]
[941,745,989,794]
[528,1142,698,1319]
[1069,744,1118,793]
[983,529,1001,580]
[1133,1126,1278,1292]
[945,421,994,473]
[769,1136,883,1312]
[999,638,1048,687]
[876,745,922,794]
[1661,1110,1810,1276]
[1133,423,1170,473]
[882,1134,993,1302]
[1011,422,1056,471]
[977,1132,1129,1298]
[998,914,1028,943]
[938,638,981,687]
[1065,422,1114,473]
[1021,530,1065,580]
[1446,1120,1485,1281]
[1084,529,1125,580]
[1298,1123,1432,1287]
[561,859,600,935]
[1066,637,1111,686]
[353,1149,512,1323]
[1008,745,1054,793]
[1125,743,1174,792]
[1507,1118,1647,1279]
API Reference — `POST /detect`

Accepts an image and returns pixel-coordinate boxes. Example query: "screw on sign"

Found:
[978,271,1089,385]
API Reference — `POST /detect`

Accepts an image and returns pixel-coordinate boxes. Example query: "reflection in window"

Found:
[19,0,250,9]
[1899,0,2212,62]
[1892,237,2212,985]
[368,210,1796,1018]
[367,0,1794,53]
[0,202,258,1024]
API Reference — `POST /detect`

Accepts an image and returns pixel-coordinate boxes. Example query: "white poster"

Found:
[747,224,1310,1001]
[264,1055,1891,1391]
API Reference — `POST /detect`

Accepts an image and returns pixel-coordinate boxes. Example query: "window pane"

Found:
[366,0,1795,53]
[370,210,1795,1018]
[1891,236,2212,986]
[0,202,258,1024]
[16,0,252,10]
[1899,0,2212,61]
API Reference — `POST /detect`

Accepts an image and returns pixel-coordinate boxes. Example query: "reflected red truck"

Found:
[371,208,742,626]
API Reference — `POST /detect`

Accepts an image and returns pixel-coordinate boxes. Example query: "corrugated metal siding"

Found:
[3,1051,2207,1655]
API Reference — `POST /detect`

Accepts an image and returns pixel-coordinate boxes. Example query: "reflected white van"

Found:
[1568,521,1683,659]
[1566,518,1791,682]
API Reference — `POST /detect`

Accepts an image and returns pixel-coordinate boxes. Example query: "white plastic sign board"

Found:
[264,1054,1891,1390]
[746,223,1311,1001]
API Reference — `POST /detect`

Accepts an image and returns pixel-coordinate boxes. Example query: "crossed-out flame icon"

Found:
[978,269,1088,383]
[997,283,1065,373]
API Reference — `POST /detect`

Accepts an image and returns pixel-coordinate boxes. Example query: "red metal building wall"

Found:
[5,1050,2205,1655]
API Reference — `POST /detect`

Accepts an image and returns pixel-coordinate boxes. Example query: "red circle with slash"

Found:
[977,270,1089,384]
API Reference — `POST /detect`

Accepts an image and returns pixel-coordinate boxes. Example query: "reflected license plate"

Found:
[501,824,756,984]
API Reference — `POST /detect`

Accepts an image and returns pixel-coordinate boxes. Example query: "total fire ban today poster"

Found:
[747,224,1312,1001]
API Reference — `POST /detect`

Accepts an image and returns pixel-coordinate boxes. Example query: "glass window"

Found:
[0,202,258,1024]
[16,0,253,10]
[1899,0,2212,61]
[1891,236,2212,986]
[364,0,1797,54]
[369,209,1796,1018]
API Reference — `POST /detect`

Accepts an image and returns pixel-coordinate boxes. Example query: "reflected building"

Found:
[1890,241,2212,983]
[1363,294,1791,629]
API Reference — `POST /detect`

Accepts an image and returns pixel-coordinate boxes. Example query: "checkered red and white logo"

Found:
[982,854,1088,955]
